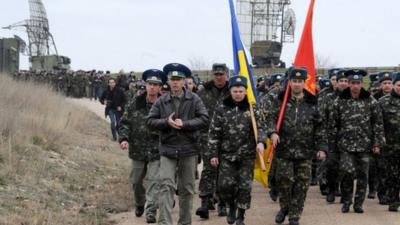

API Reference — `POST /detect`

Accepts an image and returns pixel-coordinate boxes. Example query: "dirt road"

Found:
[71,98,400,225]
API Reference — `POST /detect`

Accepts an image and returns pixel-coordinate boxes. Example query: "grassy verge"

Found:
[0,74,132,225]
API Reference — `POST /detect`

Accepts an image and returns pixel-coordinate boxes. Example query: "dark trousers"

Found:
[386,157,400,206]
[108,109,122,141]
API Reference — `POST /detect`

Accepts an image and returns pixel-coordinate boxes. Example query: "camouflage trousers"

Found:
[198,147,218,197]
[130,160,160,216]
[339,152,369,206]
[369,155,388,197]
[218,159,254,209]
[276,158,312,220]
[385,157,400,206]
[325,151,340,193]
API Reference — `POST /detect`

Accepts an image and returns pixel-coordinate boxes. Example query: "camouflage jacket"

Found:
[119,92,160,161]
[197,81,230,145]
[208,96,266,161]
[379,90,400,157]
[265,90,328,160]
[330,88,385,153]
[319,90,341,153]
[318,86,334,100]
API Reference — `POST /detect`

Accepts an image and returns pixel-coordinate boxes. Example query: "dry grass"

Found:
[0,74,132,225]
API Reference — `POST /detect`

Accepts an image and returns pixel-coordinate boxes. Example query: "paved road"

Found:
[70,98,400,225]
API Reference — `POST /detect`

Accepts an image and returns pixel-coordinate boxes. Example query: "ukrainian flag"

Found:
[229,0,270,187]
[228,0,258,105]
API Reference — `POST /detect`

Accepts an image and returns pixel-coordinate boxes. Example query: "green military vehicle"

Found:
[30,55,71,71]
[0,37,21,74]
[251,40,286,68]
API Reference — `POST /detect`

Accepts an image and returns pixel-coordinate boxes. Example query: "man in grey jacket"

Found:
[147,63,209,225]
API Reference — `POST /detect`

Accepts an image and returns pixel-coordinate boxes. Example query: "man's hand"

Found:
[117,106,122,111]
[317,150,326,161]
[120,141,129,150]
[372,146,380,155]
[211,157,219,167]
[168,113,183,129]
[174,118,184,128]
[271,133,280,148]
[256,143,265,155]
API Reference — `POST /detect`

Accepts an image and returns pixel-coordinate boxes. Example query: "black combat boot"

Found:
[389,204,399,212]
[275,209,288,224]
[235,208,246,225]
[217,200,227,216]
[367,190,376,199]
[226,202,236,224]
[208,197,216,210]
[145,213,156,224]
[269,188,278,202]
[378,194,388,205]
[326,191,335,203]
[135,205,145,217]
[195,197,209,219]
[341,203,350,213]
[353,205,364,213]
[289,218,300,225]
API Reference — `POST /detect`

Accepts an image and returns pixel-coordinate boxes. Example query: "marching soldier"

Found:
[208,76,265,225]
[378,72,400,212]
[320,69,349,203]
[119,69,165,223]
[330,69,385,213]
[373,72,394,100]
[370,72,394,203]
[265,67,327,225]
[196,63,230,219]
[147,63,209,225]
[260,73,283,202]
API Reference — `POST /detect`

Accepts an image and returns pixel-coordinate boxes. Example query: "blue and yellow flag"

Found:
[228,0,258,105]
[229,0,271,187]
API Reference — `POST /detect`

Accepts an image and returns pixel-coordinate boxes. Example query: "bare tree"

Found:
[187,56,210,71]
[315,53,339,69]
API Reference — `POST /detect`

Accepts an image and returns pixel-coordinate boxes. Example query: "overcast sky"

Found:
[1,0,399,72]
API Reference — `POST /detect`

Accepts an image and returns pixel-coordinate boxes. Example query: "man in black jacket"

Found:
[100,78,127,141]
[147,63,209,225]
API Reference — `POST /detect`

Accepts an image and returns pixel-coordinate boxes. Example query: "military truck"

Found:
[0,37,21,74]
[250,40,286,68]
[30,55,71,71]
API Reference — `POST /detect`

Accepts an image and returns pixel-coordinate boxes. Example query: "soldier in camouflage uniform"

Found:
[118,69,165,223]
[315,68,341,195]
[319,69,348,203]
[209,76,266,225]
[378,72,400,212]
[265,67,327,225]
[259,73,283,202]
[369,72,394,204]
[330,69,385,213]
[196,63,230,219]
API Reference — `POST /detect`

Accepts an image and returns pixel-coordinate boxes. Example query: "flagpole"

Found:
[268,0,316,162]
[267,84,291,162]
[249,103,266,171]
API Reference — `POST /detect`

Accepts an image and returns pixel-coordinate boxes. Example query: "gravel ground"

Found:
[70,98,400,225]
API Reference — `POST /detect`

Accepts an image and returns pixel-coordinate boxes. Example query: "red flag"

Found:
[294,0,316,95]
[267,0,317,162]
